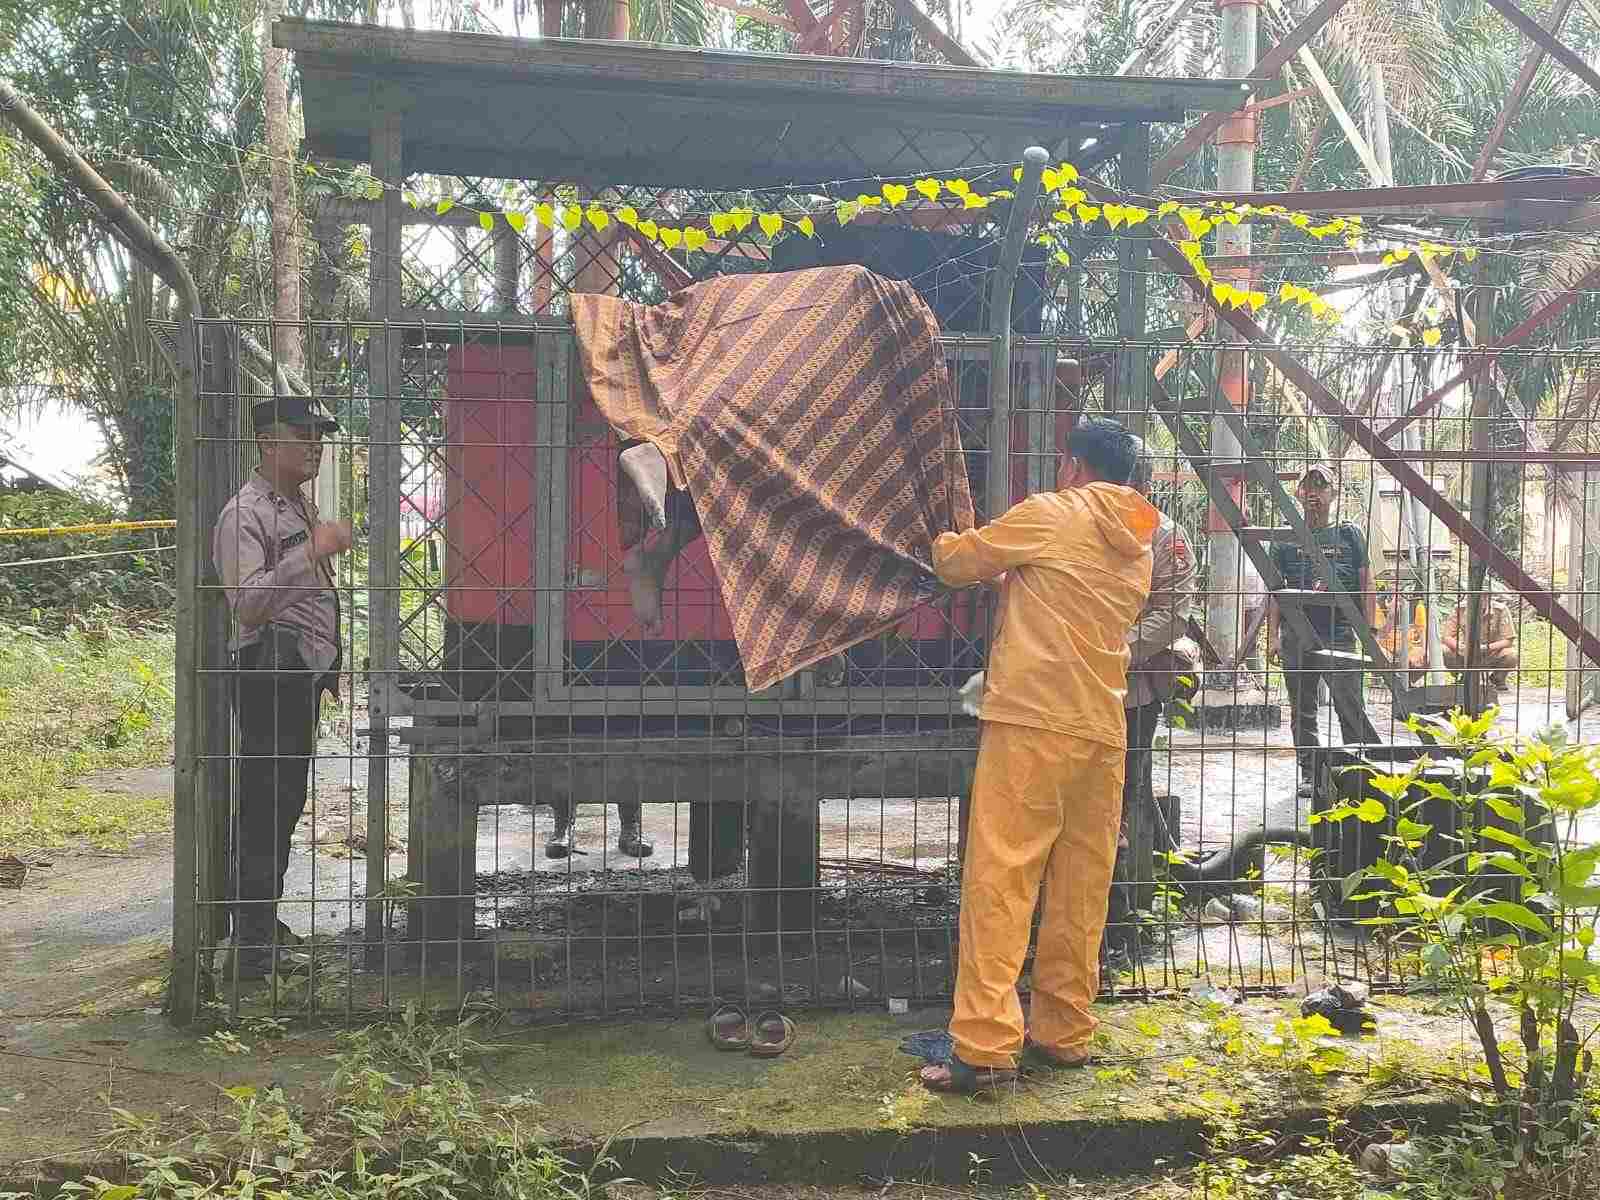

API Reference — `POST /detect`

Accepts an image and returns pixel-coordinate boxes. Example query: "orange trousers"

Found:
[951,721,1124,1069]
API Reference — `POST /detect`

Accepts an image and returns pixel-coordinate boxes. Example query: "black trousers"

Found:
[1282,633,1379,780]
[1105,701,1163,955]
[231,662,319,946]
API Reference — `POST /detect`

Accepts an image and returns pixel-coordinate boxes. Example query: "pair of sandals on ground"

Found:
[706,1001,798,1057]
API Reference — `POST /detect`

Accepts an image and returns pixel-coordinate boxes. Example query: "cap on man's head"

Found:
[252,396,339,435]
[1299,462,1335,488]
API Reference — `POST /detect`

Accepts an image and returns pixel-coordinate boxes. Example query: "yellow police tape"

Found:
[0,519,177,538]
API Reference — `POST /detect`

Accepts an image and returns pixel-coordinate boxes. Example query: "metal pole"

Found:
[366,105,404,956]
[985,145,1050,522]
[170,320,203,1024]
[961,145,1048,868]
[1207,0,1258,672]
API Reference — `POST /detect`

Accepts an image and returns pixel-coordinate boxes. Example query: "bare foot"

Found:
[619,442,671,532]
[919,1063,955,1090]
[623,518,699,631]
[623,545,664,631]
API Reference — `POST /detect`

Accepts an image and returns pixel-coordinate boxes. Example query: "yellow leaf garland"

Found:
[397,156,1477,330]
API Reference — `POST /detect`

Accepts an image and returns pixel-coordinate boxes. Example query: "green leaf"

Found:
[478,211,494,232]
[1563,844,1600,887]
[1396,817,1432,844]
[1356,797,1388,823]
[1481,825,1544,857]
[1342,868,1370,902]
[1369,859,1412,886]
[1559,954,1600,980]
[97,1189,138,1200]
[436,198,455,216]
[1484,796,1525,825]
[1479,901,1552,937]
[505,211,528,234]
[1477,852,1533,880]
[1553,883,1600,909]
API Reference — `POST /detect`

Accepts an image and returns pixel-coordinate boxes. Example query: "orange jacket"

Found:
[934,483,1159,748]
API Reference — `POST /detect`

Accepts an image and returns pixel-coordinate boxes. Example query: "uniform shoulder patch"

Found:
[279,530,308,552]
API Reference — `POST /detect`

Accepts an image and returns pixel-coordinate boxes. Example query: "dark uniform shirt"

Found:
[1270,523,1367,642]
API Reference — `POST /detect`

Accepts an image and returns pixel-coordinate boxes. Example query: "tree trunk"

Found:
[263,0,303,379]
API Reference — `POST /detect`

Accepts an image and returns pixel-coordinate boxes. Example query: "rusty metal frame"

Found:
[1472,0,1580,179]
[1149,0,1346,186]
[1143,225,1600,670]
[1197,173,1600,213]
[883,0,982,66]
[706,0,801,30]
[1377,262,1600,440]
[1482,0,1600,98]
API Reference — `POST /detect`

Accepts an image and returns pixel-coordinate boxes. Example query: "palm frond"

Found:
[629,0,709,44]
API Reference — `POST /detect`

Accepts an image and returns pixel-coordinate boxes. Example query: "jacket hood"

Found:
[1075,481,1160,558]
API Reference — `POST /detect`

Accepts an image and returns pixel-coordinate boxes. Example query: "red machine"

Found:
[438,337,1069,701]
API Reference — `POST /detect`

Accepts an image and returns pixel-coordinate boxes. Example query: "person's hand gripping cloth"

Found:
[934,483,1159,748]
[571,266,975,692]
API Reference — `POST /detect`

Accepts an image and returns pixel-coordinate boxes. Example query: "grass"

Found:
[0,619,175,851]
[1514,618,1564,690]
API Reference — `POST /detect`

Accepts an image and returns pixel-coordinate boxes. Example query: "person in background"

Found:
[212,396,351,980]
[1106,444,1199,964]
[918,418,1157,1095]
[1442,590,1519,697]
[1239,554,1268,677]
[1265,463,1379,799]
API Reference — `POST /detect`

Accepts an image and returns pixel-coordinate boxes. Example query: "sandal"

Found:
[1022,1042,1091,1071]
[706,1002,750,1051]
[749,1010,797,1058]
[920,1057,1018,1094]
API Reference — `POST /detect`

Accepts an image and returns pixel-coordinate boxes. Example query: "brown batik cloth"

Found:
[571,265,975,693]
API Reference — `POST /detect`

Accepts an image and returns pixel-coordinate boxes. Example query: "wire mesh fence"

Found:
[173,316,1600,1023]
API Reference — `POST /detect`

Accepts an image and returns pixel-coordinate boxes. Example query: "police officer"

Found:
[212,396,351,979]
[1442,590,1519,696]
[1107,446,1199,963]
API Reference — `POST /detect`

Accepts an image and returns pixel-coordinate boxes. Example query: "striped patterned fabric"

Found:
[572,265,975,693]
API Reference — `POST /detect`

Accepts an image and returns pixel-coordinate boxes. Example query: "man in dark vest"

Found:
[1266,463,1379,798]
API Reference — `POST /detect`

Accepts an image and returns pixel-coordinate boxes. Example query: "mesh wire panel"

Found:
[177,312,1600,1023]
